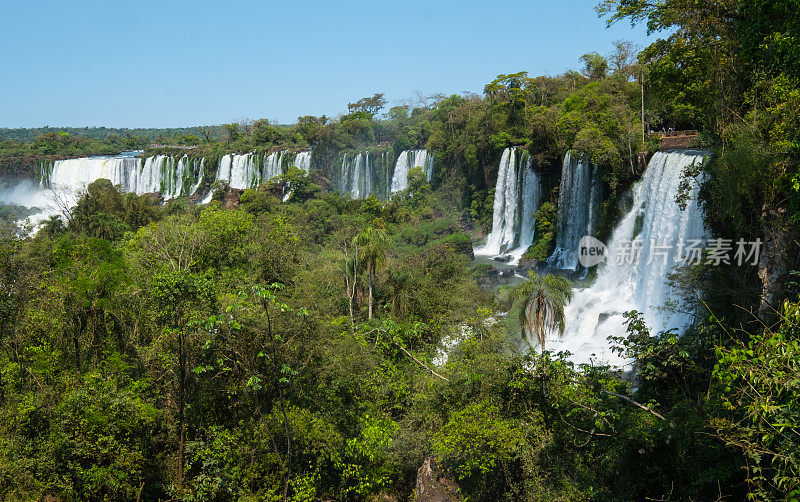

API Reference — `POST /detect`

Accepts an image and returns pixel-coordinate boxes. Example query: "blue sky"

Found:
[1,0,657,128]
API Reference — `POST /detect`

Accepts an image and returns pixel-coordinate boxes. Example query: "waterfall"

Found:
[390,149,433,192]
[364,153,372,196]
[337,151,377,199]
[292,151,311,173]
[350,153,364,198]
[518,159,542,252]
[48,155,142,193]
[214,153,262,190]
[549,150,709,366]
[42,151,203,201]
[475,147,542,264]
[383,151,391,199]
[189,158,205,196]
[547,151,596,270]
[263,151,284,181]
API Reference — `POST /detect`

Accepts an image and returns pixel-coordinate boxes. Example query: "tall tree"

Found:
[148,271,216,489]
[354,227,389,320]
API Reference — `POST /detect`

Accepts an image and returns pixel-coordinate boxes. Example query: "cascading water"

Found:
[475,147,542,264]
[23,151,206,227]
[47,154,142,193]
[547,151,596,270]
[215,153,262,190]
[189,158,205,196]
[43,152,203,200]
[338,152,371,199]
[390,149,433,193]
[549,150,709,366]
[292,151,311,173]
[263,151,284,181]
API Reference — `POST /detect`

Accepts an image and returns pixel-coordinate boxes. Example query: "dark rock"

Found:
[493,254,513,263]
[517,257,538,275]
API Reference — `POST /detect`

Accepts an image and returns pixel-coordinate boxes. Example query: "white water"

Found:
[474,148,542,264]
[214,150,301,189]
[549,150,708,366]
[390,149,433,192]
[43,151,200,200]
[215,153,260,190]
[292,151,311,173]
[547,151,596,270]
[8,151,201,229]
[338,152,373,199]
[263,151,284,181]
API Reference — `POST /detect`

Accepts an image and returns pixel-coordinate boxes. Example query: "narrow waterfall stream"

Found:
[547,151,597,271]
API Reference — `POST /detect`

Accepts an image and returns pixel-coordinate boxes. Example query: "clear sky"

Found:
[0,0,656,128]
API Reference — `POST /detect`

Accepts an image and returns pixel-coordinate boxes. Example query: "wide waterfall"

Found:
[475,147,542,264]
[547,151,598,270]
[390,149,433,193]
[549,150,709,366]
[47,155,142,193]
[44,151,201,200]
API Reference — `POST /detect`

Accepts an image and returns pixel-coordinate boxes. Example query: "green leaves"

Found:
[712,301,800,496]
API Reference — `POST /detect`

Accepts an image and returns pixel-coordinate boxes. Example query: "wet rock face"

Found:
[415,457,459,502]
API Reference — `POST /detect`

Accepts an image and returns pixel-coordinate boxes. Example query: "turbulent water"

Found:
[547,151,597,270]
[549,150,709,366]
[390,149,433,193]
[263,151,284,181]
[475,147,542,264]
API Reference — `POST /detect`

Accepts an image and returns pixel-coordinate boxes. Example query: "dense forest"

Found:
[0,0,799,500]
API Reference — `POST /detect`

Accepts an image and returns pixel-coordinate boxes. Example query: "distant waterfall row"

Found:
[334,149,435,199]
[39,150,313,199]
[475,147,541,264]
[38,148,436,203]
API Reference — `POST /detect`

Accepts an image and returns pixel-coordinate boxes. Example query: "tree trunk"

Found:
[640,73,645,145]
[73,313,85,375]
[368,271,374,320]
[758,205,789,323]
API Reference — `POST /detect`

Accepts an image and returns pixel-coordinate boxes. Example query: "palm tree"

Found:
[354,226,389,319]
[514,272,572,350]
